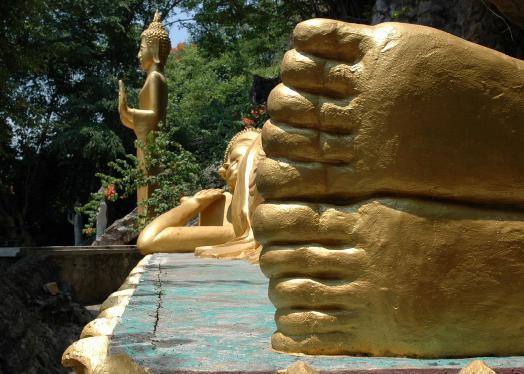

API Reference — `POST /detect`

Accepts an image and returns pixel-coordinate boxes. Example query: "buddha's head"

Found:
[219,128,261,192]
[139,11,171,71]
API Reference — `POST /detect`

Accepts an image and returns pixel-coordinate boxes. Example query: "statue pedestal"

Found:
[101,254,524,372]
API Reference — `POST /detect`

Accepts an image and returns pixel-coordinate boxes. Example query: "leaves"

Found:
[78,130,201,230]
[0,0,179,245]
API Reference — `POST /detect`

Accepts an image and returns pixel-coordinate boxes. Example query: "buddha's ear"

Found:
[218,166,227,180]
[151,39,161,64]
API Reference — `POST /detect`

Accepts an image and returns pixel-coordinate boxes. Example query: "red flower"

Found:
[104,184,117,201]
[83,227,95,236]
[241,117,255,127]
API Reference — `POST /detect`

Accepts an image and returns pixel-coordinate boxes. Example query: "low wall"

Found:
[1,246,143,305]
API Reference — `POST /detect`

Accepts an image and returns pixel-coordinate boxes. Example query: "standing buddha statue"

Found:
[118,11,171,215]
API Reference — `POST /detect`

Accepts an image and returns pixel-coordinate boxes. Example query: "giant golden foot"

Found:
[258,19,524,205]
[254,198,524,357]
[253,19,524,357]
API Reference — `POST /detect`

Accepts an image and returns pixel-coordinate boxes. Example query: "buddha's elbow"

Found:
[137,229,155,255]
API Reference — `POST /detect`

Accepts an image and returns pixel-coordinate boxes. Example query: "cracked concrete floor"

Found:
[108,253,524,373]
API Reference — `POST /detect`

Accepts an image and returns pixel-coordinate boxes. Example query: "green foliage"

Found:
[0,0,178,244]
[183,0,295,60]
[180,0,376,60]
[78,128,201,231]
[140,130,201,219]
[77,190,105,237]
[63,1,295,236]
[391,6,415,19]
[166,45,256,162]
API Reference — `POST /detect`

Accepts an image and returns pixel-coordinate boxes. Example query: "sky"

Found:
[167,9,192,46]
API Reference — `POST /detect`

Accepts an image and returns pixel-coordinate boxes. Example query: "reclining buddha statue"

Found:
[252,19,524,357]
[138,128,263,263]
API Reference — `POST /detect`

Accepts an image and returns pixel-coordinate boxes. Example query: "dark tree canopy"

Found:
[0,0,180,245]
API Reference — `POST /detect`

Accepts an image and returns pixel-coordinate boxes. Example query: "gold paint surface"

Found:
[62,336,109,374]
[62,256,152,373]
[99,288,135,312]
[94,354,151,374]
[137,130,264,262]
[458,360,496,374]
[279,361,320,374]
[255,198,524,356]
[98,305,126,319]
[118,272,142,291]
[258,19,524,205]
[118,12,170,213]
[253,18,524,357]
[81,318,118,339]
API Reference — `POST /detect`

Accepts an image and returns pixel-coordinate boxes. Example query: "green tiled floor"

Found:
[110,253,524,373]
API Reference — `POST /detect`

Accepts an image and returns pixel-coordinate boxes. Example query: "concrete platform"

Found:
[1,245,142,304]
[109,253,524,373]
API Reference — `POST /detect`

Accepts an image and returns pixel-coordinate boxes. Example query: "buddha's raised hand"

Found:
[118,79,161,144]
[258,19,524,205]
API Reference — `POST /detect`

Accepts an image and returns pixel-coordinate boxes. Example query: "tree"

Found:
[0,0,181,245]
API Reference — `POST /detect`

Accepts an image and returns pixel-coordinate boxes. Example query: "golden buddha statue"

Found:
[252,19,524,357]
[137,128,263,263]
[118,11,170,213]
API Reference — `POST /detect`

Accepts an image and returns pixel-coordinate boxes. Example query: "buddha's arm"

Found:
[119,74,163,140]
[137,196,200,248]
[138,225,236,254]
[120,108,157,131]
[137,189,232,254]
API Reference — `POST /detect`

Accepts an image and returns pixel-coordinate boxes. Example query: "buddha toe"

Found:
[253,19,524,357]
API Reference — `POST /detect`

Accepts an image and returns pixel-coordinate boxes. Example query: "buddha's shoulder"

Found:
[142,71,167,91]
[144,71,167,86]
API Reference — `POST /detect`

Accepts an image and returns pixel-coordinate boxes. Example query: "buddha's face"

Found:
[219,136,256,192]
[138,37,154,71]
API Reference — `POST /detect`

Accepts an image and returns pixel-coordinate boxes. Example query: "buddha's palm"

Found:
[252,19,524,357]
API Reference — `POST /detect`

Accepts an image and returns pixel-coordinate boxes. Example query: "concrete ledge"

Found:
[0,247,21,257]
[1,245,142,304]
[19,245,138,255]
[0,245,138,257]
[62,255,152,374]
